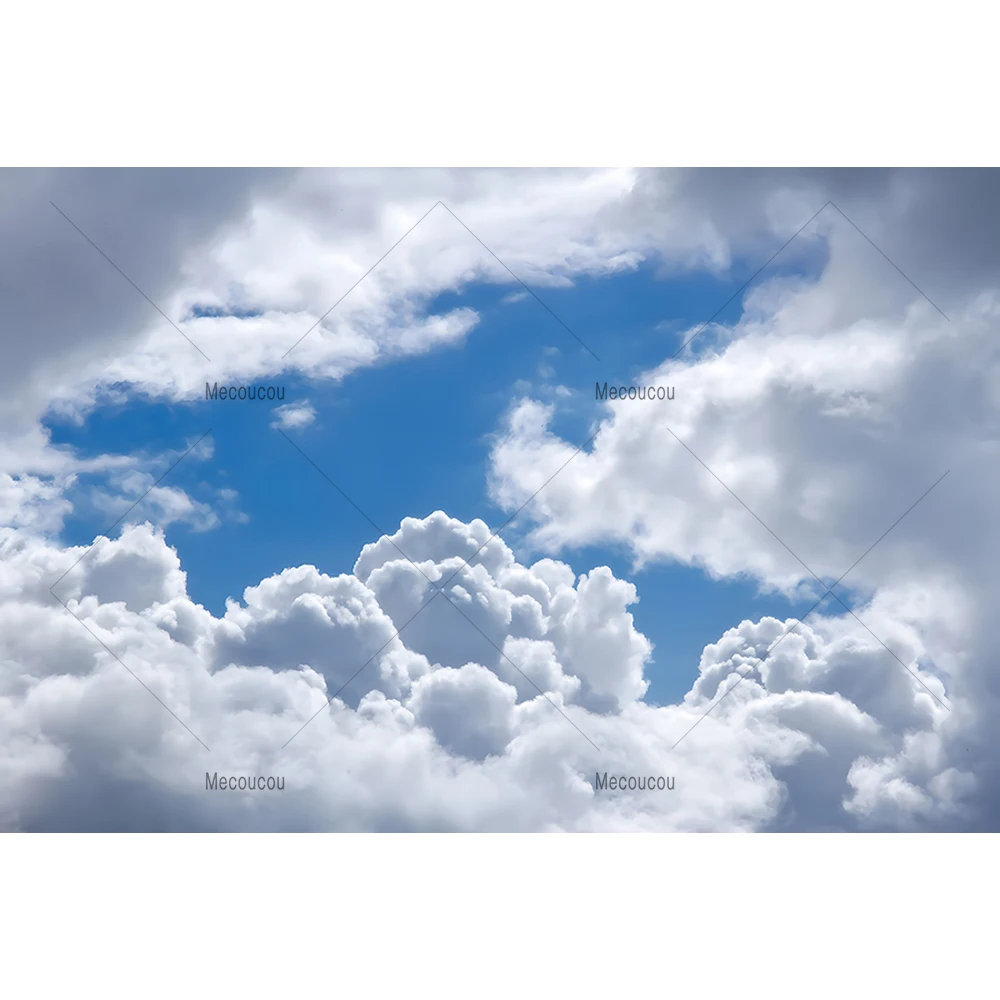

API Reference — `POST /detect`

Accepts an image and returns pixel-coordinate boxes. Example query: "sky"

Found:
[2,167,998,832]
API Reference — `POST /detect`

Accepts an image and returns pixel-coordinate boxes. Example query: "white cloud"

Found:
[270,401,317,431]
[36,169,646,412]
[90,480,219,533]
[0,509,976,832]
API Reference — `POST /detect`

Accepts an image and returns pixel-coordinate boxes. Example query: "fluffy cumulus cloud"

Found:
[5,511,963,832]
[0,167,997,830]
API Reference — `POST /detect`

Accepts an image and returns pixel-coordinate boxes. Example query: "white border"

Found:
[2,1,997,166]
[2,834,992,997]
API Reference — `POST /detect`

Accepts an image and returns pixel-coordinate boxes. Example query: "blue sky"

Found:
[46,251,829,706]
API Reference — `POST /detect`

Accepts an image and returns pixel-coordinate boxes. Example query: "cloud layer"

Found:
[0,508,973,832]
